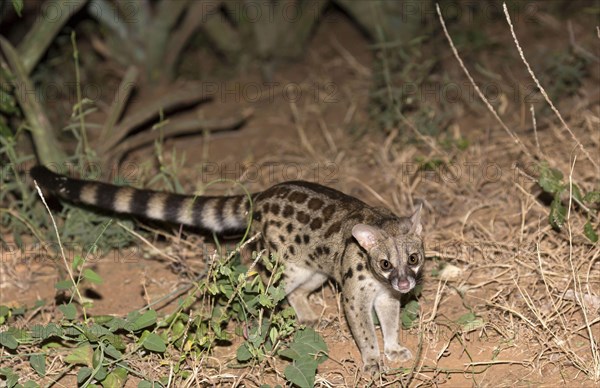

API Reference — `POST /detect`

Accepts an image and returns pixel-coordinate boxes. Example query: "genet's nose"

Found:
[398,278,411,289]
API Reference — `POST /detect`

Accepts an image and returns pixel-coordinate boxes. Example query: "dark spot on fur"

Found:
[268,240,277,251]
[286,223,294,233]
[270,203,280,215]
[358,274,365,281]
[253,210,262,222]
[356,263,364,272]
[324,221,341,238]
[262,203,270,214]
[296,211,310,224]
[269,220,282,227]
[288,245,296,255]
[322,204,336,222]
[289,191,308,204]
[323,246,330,255]
[294,235,302,244]
[282,205,294,218]
[279,235,286,243]
[303,234,310,244]
[258,188,276,200]
[304,259,312,266]
[310,217,323,230]
[307,197,324,210]
[315,246,323,255]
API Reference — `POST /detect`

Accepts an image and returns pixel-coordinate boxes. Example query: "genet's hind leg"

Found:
[284,266,328,325]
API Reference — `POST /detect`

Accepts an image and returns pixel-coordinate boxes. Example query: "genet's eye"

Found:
[408,253,419,265]
[380,259,391,270]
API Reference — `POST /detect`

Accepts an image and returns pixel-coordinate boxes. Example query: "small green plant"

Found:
[538,161,598,242]
[279,328,328,388]
[400,300,420,329]
[0,132,42,247]
[0,240,329,386]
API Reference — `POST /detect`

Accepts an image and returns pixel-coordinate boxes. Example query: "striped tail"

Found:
[30,166,251,233]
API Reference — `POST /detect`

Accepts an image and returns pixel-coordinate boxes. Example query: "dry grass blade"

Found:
[502,3,599,172]
[566,156,600,379]
[33,180,83,306]
[435,4,534,163]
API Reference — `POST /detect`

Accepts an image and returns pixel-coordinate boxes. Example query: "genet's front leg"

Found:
[342,277,380,372]
[374,291,412,362]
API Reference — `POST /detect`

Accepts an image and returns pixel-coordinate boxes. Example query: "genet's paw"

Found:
[384,345,413,362]
[362,357,381,374]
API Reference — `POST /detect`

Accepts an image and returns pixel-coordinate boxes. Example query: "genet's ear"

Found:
[352,224,382,251]
[410,203,423,236]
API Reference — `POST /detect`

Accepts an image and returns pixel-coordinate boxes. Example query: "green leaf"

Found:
[11,0,23,17]
[279,328,327,363]
[55,279,74,290]
[284,357,318,388]
[72,255,83,271]
[0,305,10,317]
[584,221,598,243]
[83,268,103,284]
[93,346,102,368]
[258,294,272,307]
[456,312,477,325]
[583,191,600,204]
[236,342,253,362]
[29,354,45,377]
[538,162,564,195]
[571,184,583,202]
[0,367,19,387]
[0,332,18,349]
[138,380,164,388]
[549,196,566,230]
[103,343,124,360]
[401,300,420,329]
[138,381,161,388]
[102,367,128,388]
[94,315,115,325]
[94,365,108,382]
[65,343,93,366]
[42,323,63,339]
[142,332,166,353]
[104,334,126,351]
[58,303,77,320]
[456,312,485,332]
[131,310,157,332]
[22,381,40,388]
[77,367,93,384]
